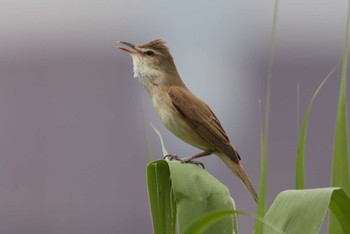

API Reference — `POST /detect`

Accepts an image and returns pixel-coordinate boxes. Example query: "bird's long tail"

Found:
[218,153,259,203]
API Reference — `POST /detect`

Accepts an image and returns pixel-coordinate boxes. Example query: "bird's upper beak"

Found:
[117,41,143,55]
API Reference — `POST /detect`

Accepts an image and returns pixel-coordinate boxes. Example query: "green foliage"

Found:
[185,209,284,234]
[145,1,350,233]
[147,160,350,234]
[147,160,176,234]
[255,0,280,233]
[264,188,350,234]
[296,62,341,189]
[329,1,350,233]
[147,160,236,234]
[183,210,241,234]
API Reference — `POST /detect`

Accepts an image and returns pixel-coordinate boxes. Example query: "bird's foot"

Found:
[164,154,205,169]
[164,154,181,161]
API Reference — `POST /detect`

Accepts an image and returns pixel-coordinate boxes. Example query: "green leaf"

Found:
[263,188,350,234]
[167,161,236,234]
[147,160,176,234]
[329,1,350,233]
[331,0,350,196]
[296,62,341,189]
[329,188,350,233]
[185,210,284,234]
[147,160,236,234]
[255,0,280,233]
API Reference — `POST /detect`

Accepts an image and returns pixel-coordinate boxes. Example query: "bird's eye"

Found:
[145,50,155,56]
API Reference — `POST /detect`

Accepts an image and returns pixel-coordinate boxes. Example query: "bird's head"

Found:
[117,39,178,79]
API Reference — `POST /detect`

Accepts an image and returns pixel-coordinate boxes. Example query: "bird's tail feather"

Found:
[218,153,259,203]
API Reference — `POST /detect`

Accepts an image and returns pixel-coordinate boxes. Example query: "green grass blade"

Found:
[185,210,284,234]
[296,62,341,189]
[331,0,350,194]
[147,160,176,234]
[296,83,300,142]
[329,1,350,233]
[255,0,280,233]
[167,161,236,234]
[264,188,350,234]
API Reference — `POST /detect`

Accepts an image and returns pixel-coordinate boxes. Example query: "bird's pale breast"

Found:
[151,90,210,151]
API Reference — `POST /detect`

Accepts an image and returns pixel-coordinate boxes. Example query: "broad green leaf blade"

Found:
[329,188,350,233]
[263,188,350,234]
[185,210,284,234]
[296,62,341,189]
[147,160,176,234]
[167,161,236,234]
[184,210,239,234]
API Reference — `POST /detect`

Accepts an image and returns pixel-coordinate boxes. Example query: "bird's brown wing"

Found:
[168,86,240,162]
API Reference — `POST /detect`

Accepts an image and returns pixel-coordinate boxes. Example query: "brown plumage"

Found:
[168,86,258,202]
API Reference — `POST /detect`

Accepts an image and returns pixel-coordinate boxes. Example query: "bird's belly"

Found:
[153,97,210,150]
[166,115,209,150]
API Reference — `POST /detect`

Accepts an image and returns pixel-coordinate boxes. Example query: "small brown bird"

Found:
[117,39,258,202]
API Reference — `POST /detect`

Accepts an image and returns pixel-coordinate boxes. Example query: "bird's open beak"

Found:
[117,41,143,55]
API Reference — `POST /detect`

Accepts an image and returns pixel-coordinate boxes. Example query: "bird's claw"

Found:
[164,154,205,169]
[184,160,205,169]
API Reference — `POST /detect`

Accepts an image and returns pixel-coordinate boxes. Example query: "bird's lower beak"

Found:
[117,41,143,55]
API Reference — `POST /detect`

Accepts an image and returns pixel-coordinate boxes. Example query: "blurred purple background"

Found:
[0,0,349,233]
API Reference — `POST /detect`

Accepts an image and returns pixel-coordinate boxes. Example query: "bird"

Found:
[117,39,258,202]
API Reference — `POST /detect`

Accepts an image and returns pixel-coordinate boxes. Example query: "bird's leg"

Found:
[164,150,213,169]
[164,154,181,161]
[182,149,213,162]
